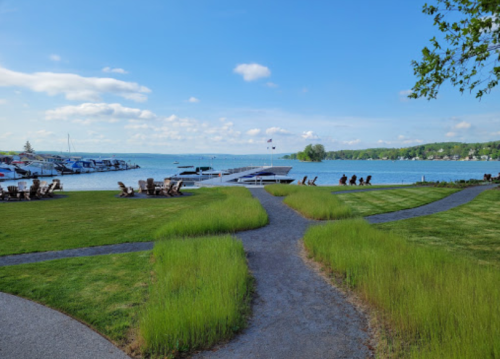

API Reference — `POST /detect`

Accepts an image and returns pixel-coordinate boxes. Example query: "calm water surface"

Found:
[1,153,499,191]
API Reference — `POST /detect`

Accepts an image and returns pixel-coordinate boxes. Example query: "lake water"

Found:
[1,153,499,191]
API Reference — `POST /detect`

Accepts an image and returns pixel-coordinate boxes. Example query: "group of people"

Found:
[339,174,372,186]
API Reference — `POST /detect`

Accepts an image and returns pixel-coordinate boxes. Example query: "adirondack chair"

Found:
[45,182,56,198]
[7,186,20,201]
[484,174,492,182]
[349,175,357,186]
[307,176,318,186]
[365,175,372,185]
[161,179,173,197]
[52,179,63,191]
[40,180,48,187]
[118,182,134,197]
[18,181,30,200]
[29,179,41,200]
[146,178,156,195]
[339,174,347,186]
[359,177,365,186]
[298,176,308,185]
[138,180,147,193]
[171,180,184,196]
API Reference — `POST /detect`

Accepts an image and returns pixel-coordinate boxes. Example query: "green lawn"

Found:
[337,187,459,217]
[0,251,151,346]
[265,183,410,197]
[377,188,500,265]
[0,187,267,256]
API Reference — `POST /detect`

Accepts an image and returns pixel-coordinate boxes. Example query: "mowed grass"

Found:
[0,251,151,344]
[304,219,500,358]
[140,236,252,357]
[377,189,500,265]
[337,187,459,217]
[0,187,267,256]
[155,187,268,238]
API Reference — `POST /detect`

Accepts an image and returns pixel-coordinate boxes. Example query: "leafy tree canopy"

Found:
[297,144,326,162]
[411,0,500,100]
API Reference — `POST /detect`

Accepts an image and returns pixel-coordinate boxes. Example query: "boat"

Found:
[166,166,230,183]
[237,171,295,184]
[0,164,21,180]
[173,161,179,164]
[19,161,58,177]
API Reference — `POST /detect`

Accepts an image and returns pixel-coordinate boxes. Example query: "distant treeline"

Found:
[282,141,500,161]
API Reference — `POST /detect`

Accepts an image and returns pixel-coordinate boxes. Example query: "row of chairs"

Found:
[0,179,63,201]
[339,174,372,186]
[119,178,184,197]
[297,176,317,186]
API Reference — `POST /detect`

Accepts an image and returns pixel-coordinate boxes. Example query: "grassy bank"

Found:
[0,251,151,344]
[265,184,408,197]
[304,219,500,358]
[155,187,268,238]
[140,236,252,357]
[337,187,459,217]
[284,189,353,220]
[0,187,267,256]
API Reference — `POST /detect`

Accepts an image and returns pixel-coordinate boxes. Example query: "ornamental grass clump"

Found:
[155,187,268,238]
[283,187,353,220]
[139,236,251,356]
[265,184,302,197]
[304,219,500,358]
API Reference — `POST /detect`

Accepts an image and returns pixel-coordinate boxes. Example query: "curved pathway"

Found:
[0,292,130,359]
[194,189,370,359]
[0,184,496,359]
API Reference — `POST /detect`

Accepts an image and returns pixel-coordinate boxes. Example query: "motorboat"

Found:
[237,171,295,185]
[19,161,58,177]
[166,166,230,182]
[0,164,21,180]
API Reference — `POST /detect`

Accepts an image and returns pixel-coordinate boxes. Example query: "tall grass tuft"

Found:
[304,219,500,358]
[283,187,353,220]
[265,184,302,197]
[155,187,268,238]
[139,236,252,356]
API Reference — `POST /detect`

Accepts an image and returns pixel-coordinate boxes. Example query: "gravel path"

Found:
[366,184,497,224]
[0,242,153,267]
[194,189,371,359]
[0,292,131,359]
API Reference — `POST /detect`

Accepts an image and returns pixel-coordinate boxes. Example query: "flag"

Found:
[267,139,272,143]
[272,147,276,150]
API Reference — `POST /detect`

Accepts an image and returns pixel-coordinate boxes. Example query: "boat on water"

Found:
[173,161,179,164]
[166,166,230,183]
[237,171,295,184]
[18,161,59,177]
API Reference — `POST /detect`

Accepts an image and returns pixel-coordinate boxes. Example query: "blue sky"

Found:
[0,0,499,154]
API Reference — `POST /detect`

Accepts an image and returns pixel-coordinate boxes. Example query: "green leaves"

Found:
[411,0,500,100]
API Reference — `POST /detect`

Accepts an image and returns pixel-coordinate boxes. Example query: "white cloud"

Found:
[446,131,457,138]
[35,130,54,137]
[343,139,361,145]
[399,89,413,102]
[266,82,278,88]
[246,128,261,136]
[0,131,13,139]
[454,121,471,130]
[45,103,156,121]
[0,98,6,105]
[102,67,128,74]
[265,127,291,135]
[302,131,318,140]
[188,96,200,103]
[397,135,423,144]
[234,63,271,81]
[378,140,392,145]
[49,54,61,62]
[124,123,151,130]
[0,65,151,102]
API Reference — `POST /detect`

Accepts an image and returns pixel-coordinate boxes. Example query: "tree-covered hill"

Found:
[282,141,500,161]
